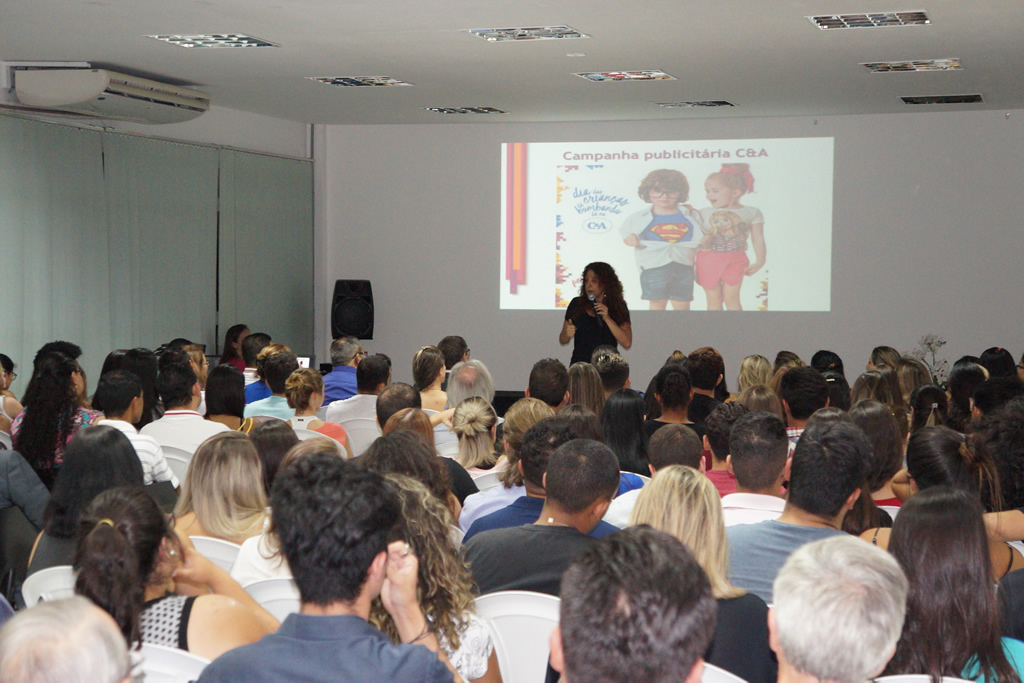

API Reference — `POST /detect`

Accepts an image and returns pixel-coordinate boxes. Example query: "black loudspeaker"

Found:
[331,280,374,339]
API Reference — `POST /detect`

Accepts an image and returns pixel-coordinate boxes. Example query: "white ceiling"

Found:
[3,0,1023,125]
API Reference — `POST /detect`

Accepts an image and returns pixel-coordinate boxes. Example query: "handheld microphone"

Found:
[588,293,605,328]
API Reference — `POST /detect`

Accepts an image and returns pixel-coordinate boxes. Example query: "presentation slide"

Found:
[501,137,834,312]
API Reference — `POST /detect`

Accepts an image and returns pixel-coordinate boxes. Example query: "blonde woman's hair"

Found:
[174,432,267,544]
[568,362,606,417]
[452,397,497,469]
[737,384,785,421]
[629,465,744,599]
[369,474,476,651]
[285,367,324,410]
[737,355,772,394]
[499,397,555,488]
[183,344,208,388]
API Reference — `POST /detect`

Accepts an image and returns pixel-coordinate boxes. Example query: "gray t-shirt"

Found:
[726,519,843,603]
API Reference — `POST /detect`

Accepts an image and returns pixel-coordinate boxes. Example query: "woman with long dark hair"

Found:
[11,352,101,489]
[559,261,632,365]
[600,388,649,476]
[121,348,161,428]
[218,324,250,372]
[885,486,1024,681]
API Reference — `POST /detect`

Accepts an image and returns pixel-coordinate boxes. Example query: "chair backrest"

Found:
[475,590,560,683]
[879,505,900,520]
[339,418,381,457]
[243,577,301,623]
[635,473,652,485]
[139,643,210,683]
[162,447,192,485]
[22,565,76,607]
[315,406,328,421]
[875,676,973,683]
[472,470,503,492]
[0,432,11,450]
[702,662,748,682]
[189,536,242,573]
[436,440,460,458]
[292,428,342,449]
[449,525,466,547]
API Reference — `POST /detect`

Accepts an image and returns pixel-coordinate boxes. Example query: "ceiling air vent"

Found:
[863,58,960,72]
[309,76,413,87]
[901,94,983,105]
[656,100,735,108]
[423,106,507,114]
[145,34,278,48]
[808,11,930,29]
[465,26,588,42]
[574,70,675,82]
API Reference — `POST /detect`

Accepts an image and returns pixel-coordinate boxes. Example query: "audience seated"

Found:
[451,397,502,476]
[12,351,101,489]
[779,366,830,455]
[0,450,48,530]
[974,376,1024,421]
[285,368,352,455]
[244,350,299,419]
[142,362,229,453]
[737,354,773,395]
[204,364,258,433]
[94,370,178,488]
[896,355,932,403]
[593,351,629,398]
[464,419,618,542]
[438,335,470,389]
[173,432,267,544]
[197,453,460,682]
[644,363,704,440]
[240,332,271,386]
[727,420,870,602]
[721,411,789,526]
[75,486,276,661]
[981,346,1019,380]
[600,388,650,477]
[414,346,448,413]
[526,358,570,410]
[737,383,785,421]
[567,362,605,417]
[325,352,390,424]
[848,399,904,507]
[446,359,495,409]
[772,535,908,683]
[0,596,132,683]
[907,383,949,436]
[550,526,715,683]
[464,438,619,595]
[686,347,725,426]
[948,357,988,431]
[867,345,901,370]
[0,356,22,435]
[323,336,363,404]
[27,426,144,577]
[249,419,299,497]
[630,466,776,683]
[362,430,462,523]
[217,323,249,372]
[703,402,748,497]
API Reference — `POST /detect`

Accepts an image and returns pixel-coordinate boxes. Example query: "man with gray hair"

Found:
[447,359,495,407]
[771,535,908,683]
[0,596,132,683]
[323,336,364,404]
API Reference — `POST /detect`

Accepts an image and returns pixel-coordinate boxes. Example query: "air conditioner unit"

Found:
[12,68,210,124]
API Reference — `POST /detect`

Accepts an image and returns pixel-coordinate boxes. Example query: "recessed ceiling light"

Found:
[465,26,588,42]
[145,34,278,48]
[308,76,413,87]
[901,93,982,105]
[423,106,508,114]
[863,58,961,72]
[807,11,930,29]
[656,100,736,108]
[575,70,675,82]
[566,53,586,58]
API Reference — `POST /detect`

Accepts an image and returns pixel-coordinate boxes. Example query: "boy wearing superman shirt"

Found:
[620,169,703,310]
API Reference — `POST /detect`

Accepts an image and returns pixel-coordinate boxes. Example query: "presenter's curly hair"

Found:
[578,262,629,324]
[369,473,476,652]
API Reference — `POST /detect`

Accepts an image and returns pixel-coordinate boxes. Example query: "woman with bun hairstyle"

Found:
[74,486,276,660]
[451,397,502,477]
[285,368,353,457]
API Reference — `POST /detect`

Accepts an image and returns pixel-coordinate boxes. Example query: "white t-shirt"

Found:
[140,410,230,455]
[100,418,179,487]
[720,492,786,527]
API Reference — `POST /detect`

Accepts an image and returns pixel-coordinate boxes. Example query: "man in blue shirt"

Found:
[323,336,363,404]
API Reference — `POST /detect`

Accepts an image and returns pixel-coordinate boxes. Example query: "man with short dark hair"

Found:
[323,336,364,404]
[779,366,830,454]
[141,362,228,453]
[465,420,619,541]
[703,402,748,497]
[526,359,570,411]
[603,423,703,527]
[438,336,469,391]
[550,527,716,683]
[198,454,460,682]
[685,347,724,425]
[464,438,620,595]
[721,411,790,526]
[95,370,178,487]
[240,332,271,386]
[244,351,300,419]
[726,421,871,602]
[326,353,391,425]
[593,351,630,396]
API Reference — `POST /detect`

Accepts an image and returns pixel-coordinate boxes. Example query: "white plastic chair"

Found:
[702,662,748,682]
[189,536,242,573]
[472,470,503,491]
[0,432,11,450]
[139,643,210,683]
[436,440,460,458]
[22,565,76,607]
[161,445,193,485]
[475,590,560,683]
[635,474,652,485]
[879,505,900,520]
[875,676,972,683]
[450,525,466,547]
[339,418,381,457]
[315,406,328,421]
[243,577,301,622]
[292,428,344,453]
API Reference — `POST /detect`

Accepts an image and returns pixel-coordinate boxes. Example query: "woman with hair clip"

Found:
[559,261,632,366]
[413,346,448,413]
[630,466,775,683]
[861,426,1024,578]
[11,352,101,489]
[284,368,353,457]
[370,474,500,683]
[567,362,605,418]
[885,486,1024,681]
[74,486,277,660]
[173,432,268,544]
[451,397,503,477]
[908,384,949,436]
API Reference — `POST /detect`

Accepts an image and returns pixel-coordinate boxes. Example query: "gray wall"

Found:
[318,108,1024,391]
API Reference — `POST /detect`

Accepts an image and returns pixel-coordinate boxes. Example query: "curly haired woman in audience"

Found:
[285,368,353,457]
[630,465,776,683]
[74,486,276,661]
[12,351,101,489]
[885,486,1024,681]
[370,473,500,682]
[451,397,502,477]
[567,362,605,418]
[173,432,267,544]
[413,346,448,412]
